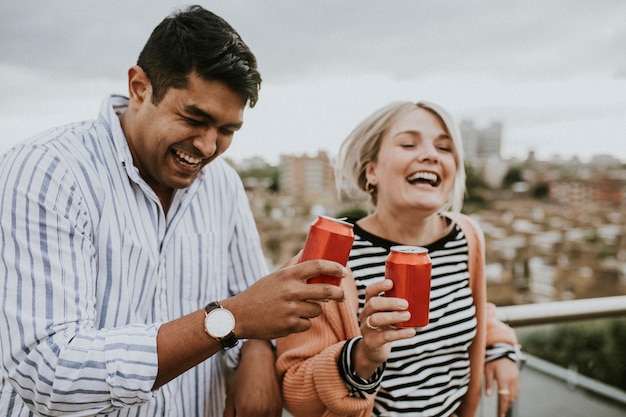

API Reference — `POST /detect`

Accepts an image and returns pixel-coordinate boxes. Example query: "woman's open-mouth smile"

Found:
[407,171,441,187]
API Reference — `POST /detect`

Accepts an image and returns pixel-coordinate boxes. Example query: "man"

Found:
[0,6,345,416]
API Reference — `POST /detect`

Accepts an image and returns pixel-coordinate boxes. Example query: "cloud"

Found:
[3,1,625,81]
[1,0,625,162]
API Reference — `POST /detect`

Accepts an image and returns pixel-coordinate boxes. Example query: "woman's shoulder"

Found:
[442,211,481,231]
[442,211,485,246]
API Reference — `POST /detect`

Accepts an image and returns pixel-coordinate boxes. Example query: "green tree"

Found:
[464,164,490,211]
[531,181,550,199]
[502,165,524,189]
[520,318,626,389]
[236,164,280,193]
[335,206,368,220]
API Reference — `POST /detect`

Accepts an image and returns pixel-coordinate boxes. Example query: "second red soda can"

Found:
[301,215,354,286]
[384,245,432,328]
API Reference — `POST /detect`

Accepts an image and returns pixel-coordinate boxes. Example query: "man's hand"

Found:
[222,257,347,340]
[223,340,282,417]
[152,256,346,389]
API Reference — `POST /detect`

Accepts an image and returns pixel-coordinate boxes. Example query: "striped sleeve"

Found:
[486,343,521,364]
[338,337,385,397]
[0,144,158,415]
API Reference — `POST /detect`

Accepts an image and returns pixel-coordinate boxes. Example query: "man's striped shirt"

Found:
[0,96,268,416]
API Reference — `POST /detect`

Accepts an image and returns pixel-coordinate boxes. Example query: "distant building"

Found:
[482,155,509,188]
[549,177,625,206]
[478,121,502,159]
[278,150,338,208]
[460,120,503,166]
[460,120,479,162]
[590,154,622,167]
[549,180,596,205]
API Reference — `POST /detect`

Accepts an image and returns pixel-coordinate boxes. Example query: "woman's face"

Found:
[366,107,457,215]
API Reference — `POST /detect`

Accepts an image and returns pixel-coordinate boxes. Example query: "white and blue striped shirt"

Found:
[0,96,268,416]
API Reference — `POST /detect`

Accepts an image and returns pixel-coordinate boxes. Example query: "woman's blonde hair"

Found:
[333,100,466,213]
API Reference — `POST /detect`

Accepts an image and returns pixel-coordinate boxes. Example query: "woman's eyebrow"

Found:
[393,129,450,139]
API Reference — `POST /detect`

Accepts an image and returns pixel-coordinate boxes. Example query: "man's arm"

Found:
[224,340,282,417]
[0,146,160,415]
[152,259,348,389]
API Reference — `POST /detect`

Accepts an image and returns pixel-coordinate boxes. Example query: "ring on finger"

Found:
[366,315,379,330]
[498,388,510,396]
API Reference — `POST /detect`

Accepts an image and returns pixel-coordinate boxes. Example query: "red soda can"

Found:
[301,215,354,286]
[385,245,432,328]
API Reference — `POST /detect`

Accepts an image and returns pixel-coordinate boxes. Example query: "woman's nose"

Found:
[417,142,439,162]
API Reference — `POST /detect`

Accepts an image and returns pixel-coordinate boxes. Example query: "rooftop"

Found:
[480,354,626,417]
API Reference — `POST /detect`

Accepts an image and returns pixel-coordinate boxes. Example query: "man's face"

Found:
[126,71,246,201]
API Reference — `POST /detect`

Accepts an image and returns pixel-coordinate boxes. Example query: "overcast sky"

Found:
[1,0,625,164]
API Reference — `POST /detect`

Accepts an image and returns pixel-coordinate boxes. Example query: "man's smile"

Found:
[173,148,205,168]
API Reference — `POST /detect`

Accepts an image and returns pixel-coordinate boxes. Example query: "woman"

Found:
[276,101,520,417]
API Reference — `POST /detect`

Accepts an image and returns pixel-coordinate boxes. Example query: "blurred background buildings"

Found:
[229,118,626,306]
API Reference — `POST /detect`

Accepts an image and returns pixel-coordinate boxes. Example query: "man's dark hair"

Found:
[137,5,261,107]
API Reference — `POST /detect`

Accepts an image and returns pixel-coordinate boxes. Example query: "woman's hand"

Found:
[353,279,417,379]
[485,357,520,417]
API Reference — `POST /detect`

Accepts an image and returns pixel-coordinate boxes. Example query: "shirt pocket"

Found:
[173,232,228,309]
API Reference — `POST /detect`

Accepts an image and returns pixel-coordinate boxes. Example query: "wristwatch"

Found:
[204,301,238,350]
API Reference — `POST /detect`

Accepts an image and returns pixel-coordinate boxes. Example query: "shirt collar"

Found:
[99,94,206,212]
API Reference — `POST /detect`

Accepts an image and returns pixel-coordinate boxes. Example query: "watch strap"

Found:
[204,301,238,350]
[204,301,221,314]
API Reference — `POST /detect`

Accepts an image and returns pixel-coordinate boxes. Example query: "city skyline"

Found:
[1,1,625,164]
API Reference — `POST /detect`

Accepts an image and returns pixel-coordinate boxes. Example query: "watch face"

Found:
[205,308,235,338]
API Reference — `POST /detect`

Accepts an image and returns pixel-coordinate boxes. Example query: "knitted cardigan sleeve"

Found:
[448,213,487,417]
[276,271,374,417]
[443,213,519,415]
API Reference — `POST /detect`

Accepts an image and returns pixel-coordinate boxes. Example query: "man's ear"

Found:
[127,65,151,106]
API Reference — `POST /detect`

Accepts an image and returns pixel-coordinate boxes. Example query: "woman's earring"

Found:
[366,181,376,194]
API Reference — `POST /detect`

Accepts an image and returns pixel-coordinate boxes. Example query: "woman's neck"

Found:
[358,209,451,247]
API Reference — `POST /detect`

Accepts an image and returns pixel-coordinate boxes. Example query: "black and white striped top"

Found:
[341,220,477,417]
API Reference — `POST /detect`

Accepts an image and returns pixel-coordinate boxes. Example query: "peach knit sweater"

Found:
[276,213,517,417]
